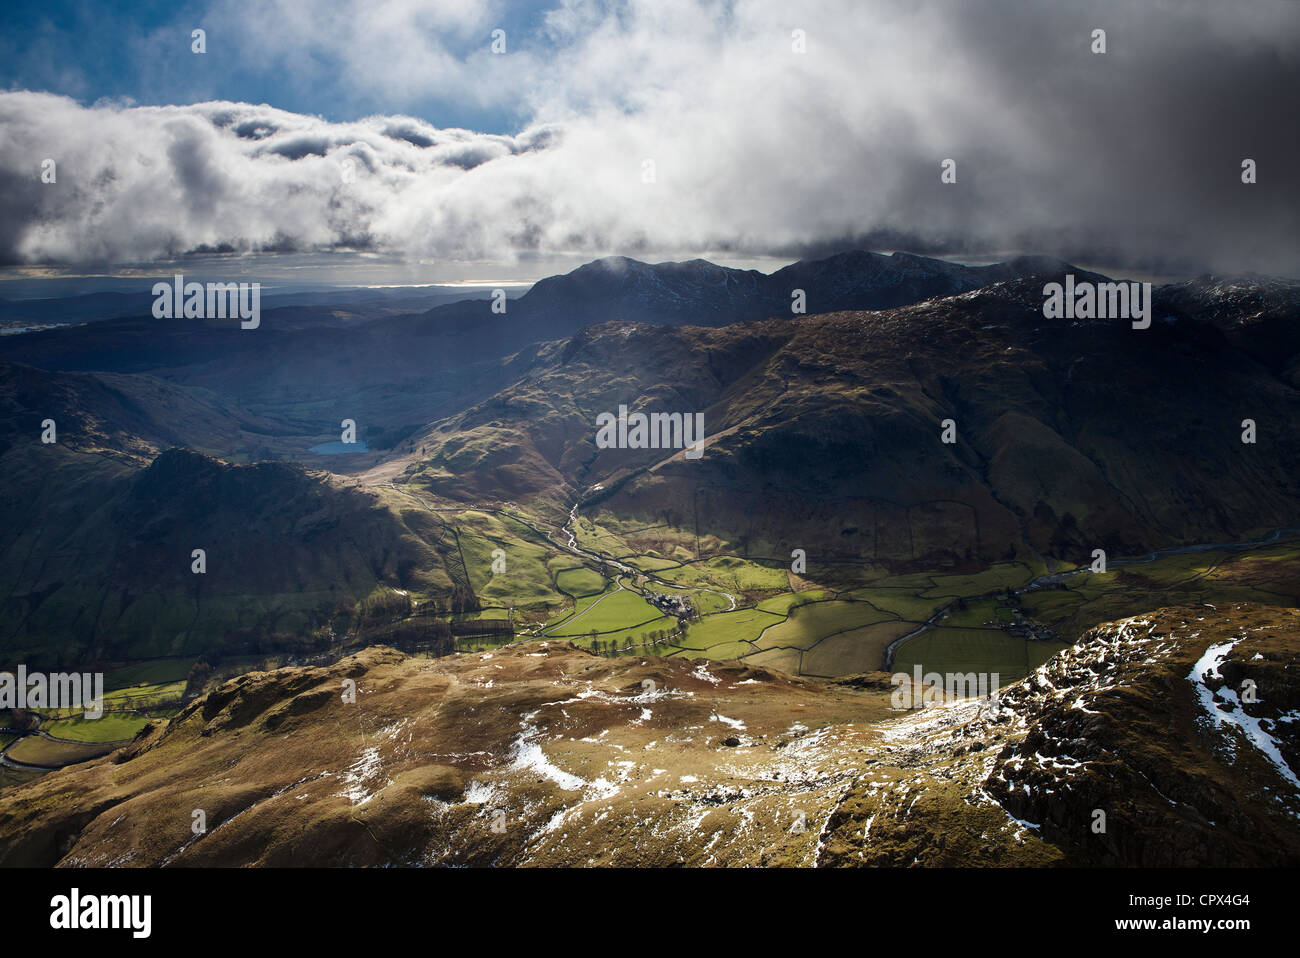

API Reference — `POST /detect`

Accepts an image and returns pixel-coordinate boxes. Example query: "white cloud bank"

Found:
[1,0,1297,273]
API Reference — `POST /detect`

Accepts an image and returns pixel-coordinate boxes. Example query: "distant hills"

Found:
[0,284,484,332]
[2,250,1298,663]
[493,250,1073,331]
[0,250,1081,431]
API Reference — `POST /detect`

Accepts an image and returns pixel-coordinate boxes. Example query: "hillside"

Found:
[0,603,1293,867]
[2,257,1298,683]
[0,252,1081,449]
[0,442,455,664]
[405,272,1300,572]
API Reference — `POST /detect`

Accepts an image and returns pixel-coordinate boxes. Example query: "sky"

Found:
[0,0,1298,284]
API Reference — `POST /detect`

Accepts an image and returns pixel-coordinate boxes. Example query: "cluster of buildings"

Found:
[648,592,695,619]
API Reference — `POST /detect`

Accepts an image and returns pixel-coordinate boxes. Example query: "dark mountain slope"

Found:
[0,361,285,461]
[0,252,1077,444]
[0,440,453,664]
[406,272,1300,570]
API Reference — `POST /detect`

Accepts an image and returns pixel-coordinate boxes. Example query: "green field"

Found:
[452,607,511,622]
[849,588,947,622]
[11,507,1289,741]
[590,617,679,650]
[624,555,681,574]
[919,562,1035,598]
[942,597,1014,629]
[40,678,186,721]
[683,590,735,615]
[670,607,784,654]
[892,627,1068,686]
[42,713,150,743]
[457,510,565,606]
[105,658,196,688]
[755,590,827,614]
[545,588,662,636]
[103,681,186,710]
[752,600,893,652]
[799,620,917,676]
[554,565,606,597]
[6,735,118,768]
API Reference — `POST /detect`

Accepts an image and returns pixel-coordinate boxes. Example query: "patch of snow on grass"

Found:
[509,725,585,791]
[691,663,721,684]
[339,746,383,806]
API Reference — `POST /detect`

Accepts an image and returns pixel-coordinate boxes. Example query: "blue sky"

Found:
[0,0,554,132]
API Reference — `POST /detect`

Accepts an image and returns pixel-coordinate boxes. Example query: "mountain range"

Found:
[2,251,1298,665]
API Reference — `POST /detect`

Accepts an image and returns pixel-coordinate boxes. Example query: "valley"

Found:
[1,252,1298,868]
[375,483,1300,690]
[1,0,1296,898]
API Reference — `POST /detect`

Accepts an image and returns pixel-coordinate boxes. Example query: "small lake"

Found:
[309,440,370,454]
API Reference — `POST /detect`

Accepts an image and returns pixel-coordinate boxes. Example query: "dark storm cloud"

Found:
[0,1,1294,274]
[913,0,1300,272]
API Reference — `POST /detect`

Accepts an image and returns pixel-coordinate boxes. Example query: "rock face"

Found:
[817,603,1300,867]
[0,604,1295,867]
[985,605,1300,867]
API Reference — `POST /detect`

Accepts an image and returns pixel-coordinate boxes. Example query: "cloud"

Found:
[202,0,521,113]
[0,0,1297,274]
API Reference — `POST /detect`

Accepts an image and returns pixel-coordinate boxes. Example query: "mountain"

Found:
[406,271,1300,570]
[767,251,1071,312]
[518,255,771,325]
[0,442,460,665]
[0,361,284,461]
[0,368,460,663]
[3,258,1298,666]
[423,250,1074,338]
[1,253,1298,868]
[1,603,1293,867]
[0,251,1082,440]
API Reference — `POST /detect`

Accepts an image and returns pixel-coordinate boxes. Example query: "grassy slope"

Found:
[2,604,1295,866]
